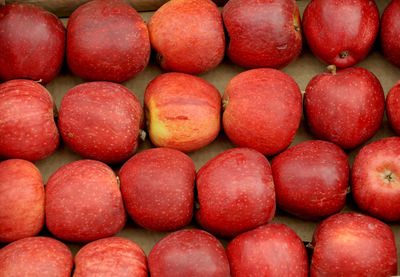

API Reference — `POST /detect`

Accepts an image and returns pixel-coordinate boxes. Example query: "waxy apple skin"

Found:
[58,81,144,164]
[310,213,397,276]
[302,0,379,68]
[148,229,230,277]
[0,159,44,243]
[73,237,148,277]
[0,237,73,277]
[227,223,308,277]
[0,3,65,84]
[148,0,225,74]
[351,137,400,221]
[145,72,221,152]
[222,0,302,69]
[304,67,385,149]
[67,0,150,82]
[45,160,126,243]
[381,0,400,67]
[386,81,400,135]
[196,148,275,237]
[272,140,349,220]
[0,79,60,161]
[222,68,302,156]
[119,147,196,231]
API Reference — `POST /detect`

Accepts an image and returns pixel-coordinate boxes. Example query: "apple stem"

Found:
[306,242,314,250]
[139,129,146,141]
[195,201,200,209]
[327,65,337,75]
[35,79,43,83]
[116,176,120,187]
[222,99,229,110]
[339,50,349,59]
[346,186,351,194]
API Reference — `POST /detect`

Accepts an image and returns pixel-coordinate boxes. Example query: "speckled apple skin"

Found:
[58,82,143,164]
[0,236,73,277]
[310,213,397,276]
[45,160,126,243]
[302,0,379,68]
[67,0,150,83]
[227,223,308,277]
[148,0,225,74]
[0,159,44,243]
[304,67,385,149]
[73,237,147,277]
[0,3,65,84]
[222,68,302,156]
[119,147,195,231]
[272,140,349,220]
[381,0,400,67]
[145,72,221,152]
[0,79,59,161]
[222,0,302,69]
[148,229,230,277]
[386,81,400,135]
[351,137,400,221]
[195,148,275,237]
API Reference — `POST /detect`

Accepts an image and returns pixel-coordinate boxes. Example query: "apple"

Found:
[351,137,400,221]
[195,147,275,237]
[119,147,196,231]
[386,81,400,135]
[45,159,126,243]
[148,0,225,74]
[0,159,44,243]
[0,79,59,161]
[304,66,385,149]
[148,229,230,277]
[67,0,150,82]
[272,140,349,220]
[144,72,221,152]
[227,223,309,277]
[222,68,302,156]
[222,0,302,69]
[302,0,379,68]
[0,3,65,84]
[0,236,73,277]
[74,237,147,277]
[381,0,400,67]
[310,213,397,276]
[58,81,144,164]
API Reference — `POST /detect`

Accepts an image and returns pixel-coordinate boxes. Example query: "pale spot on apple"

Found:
[148,100,169,145]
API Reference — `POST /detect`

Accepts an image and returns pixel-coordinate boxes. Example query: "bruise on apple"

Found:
[351,137,400,221]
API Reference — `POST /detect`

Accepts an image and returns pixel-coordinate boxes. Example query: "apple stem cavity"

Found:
[139,129,146,141]
[327,65,337,75]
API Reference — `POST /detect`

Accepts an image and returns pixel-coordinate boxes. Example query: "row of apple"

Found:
[1,0,399,86]
[1,144,398,275]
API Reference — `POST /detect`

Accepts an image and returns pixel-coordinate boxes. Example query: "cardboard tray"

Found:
[2,0,400,272]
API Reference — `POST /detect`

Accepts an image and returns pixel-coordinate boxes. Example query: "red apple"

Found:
[272,140,349,220]
[58,81,144,164]
[74,237,147,277]
[0,159,44,243]
[222,68,302,156]
[227,223,309,277]
[148,0,225,74]
[45,159,126,243]
[119,147,195,231]
[0,236,73,277]
[67,0,150,82]
[144,72,221,152]
[302,0,379,68]
[351,137,400,221]
[196,148,275,237]
[304,66,385,149]
[148,229,230,277]
[222,0,302,69]
[381,0,400,67]
[0,3,65,84]
[0,79,59,161]
[386,81,400,135]
[310,213,397,276]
